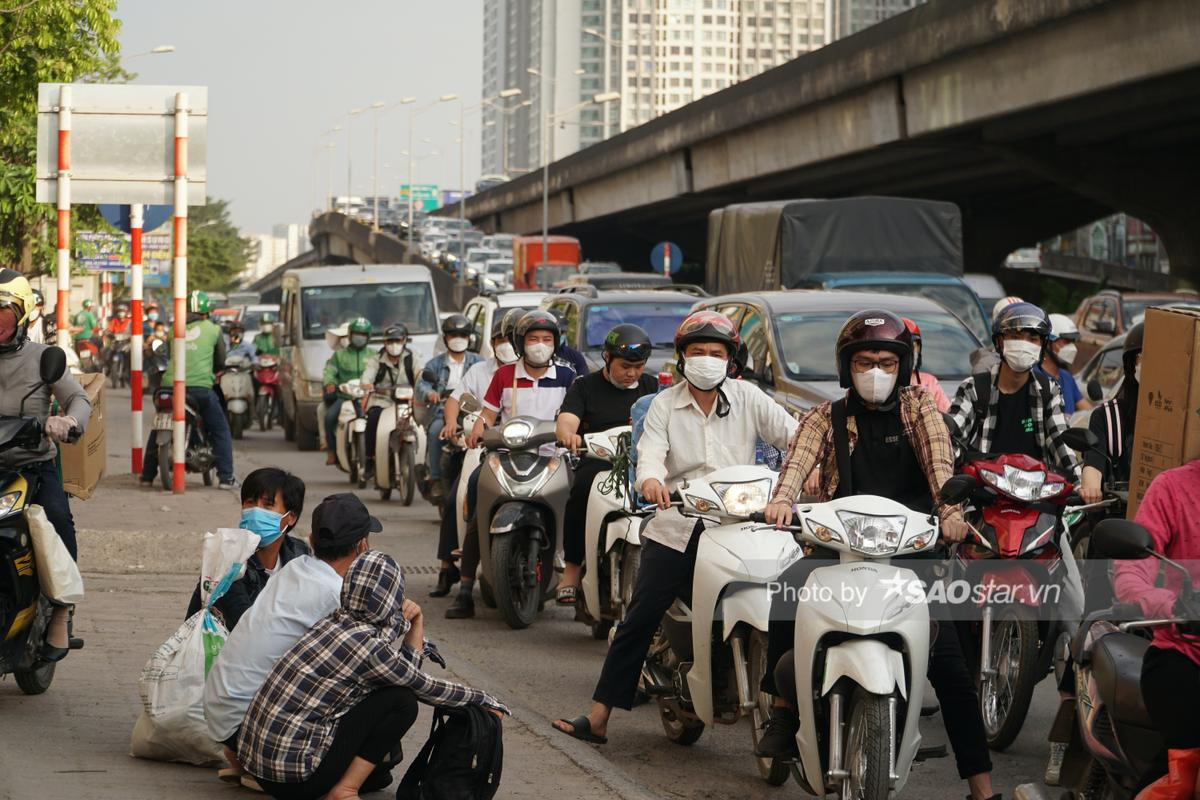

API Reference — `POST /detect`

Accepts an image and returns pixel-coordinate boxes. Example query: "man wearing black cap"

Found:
[204,492,381,790]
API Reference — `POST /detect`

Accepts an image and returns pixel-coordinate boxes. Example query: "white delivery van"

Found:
[279,264,440,450]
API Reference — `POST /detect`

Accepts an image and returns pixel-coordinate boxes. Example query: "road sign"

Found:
[76,230,171,281]
[399,184,440,212]
[98,204,172,234]
[35,84,208,205]
[651,241,683,275]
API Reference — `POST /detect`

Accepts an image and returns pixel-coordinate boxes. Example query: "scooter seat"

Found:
[1091,632,1153,729]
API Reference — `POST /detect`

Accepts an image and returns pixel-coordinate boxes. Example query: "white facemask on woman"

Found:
[682,356,728,391]
[386,342,405,357]
[852,367,898,405]
[1002,340,1041,373]
[447,336,469,353]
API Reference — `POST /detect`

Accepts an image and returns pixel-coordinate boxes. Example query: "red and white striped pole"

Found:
[130,203,144,475]
[55,85,72,349]
[171,92,189,494]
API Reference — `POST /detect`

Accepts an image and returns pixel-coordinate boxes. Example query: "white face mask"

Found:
[1134,364,1142,384]
[386,342,405,357]
[1002,340,1041,373]
[447,336,469,353]
[852,367,898,405]
[605,367,640,390]
[1055,343,1077,367]
[524,342,554,366]
[682,355,728,391]
[494,342,517,364]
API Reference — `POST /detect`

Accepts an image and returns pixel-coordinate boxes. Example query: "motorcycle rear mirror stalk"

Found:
[1092,518,1195,599]
[16,347,68,417]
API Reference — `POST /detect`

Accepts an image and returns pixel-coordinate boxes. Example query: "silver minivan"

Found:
[278,264,440,450]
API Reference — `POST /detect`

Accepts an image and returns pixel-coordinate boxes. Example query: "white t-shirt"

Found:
[446,360,466,392]
[203,555,343,741]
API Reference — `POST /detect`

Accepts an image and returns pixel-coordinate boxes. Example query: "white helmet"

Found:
[1047,312,1079,342]
[991,295,1024,322]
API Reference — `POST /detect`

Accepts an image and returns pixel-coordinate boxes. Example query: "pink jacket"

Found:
[1114,460,1200,667]
[911,371,951,413]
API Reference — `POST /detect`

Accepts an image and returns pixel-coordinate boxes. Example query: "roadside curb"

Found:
[443,653,659,800]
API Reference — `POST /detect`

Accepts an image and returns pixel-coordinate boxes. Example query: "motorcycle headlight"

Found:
[711,479,773,516]
[835,511,906,556]
[0,491,21,518]
[501,419,533,448]
[980,466,1063,501]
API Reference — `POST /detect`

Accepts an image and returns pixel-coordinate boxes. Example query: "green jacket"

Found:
[254,332,279,356]
[323,345,371,398]
[166,318,225,388]
[72,310,97,342]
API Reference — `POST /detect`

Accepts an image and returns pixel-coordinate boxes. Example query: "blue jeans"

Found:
[324,399,342,453]
[427,415,446,481]
[140,387,235,483]
[26,459,77,561]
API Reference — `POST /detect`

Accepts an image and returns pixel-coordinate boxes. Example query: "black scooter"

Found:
[149,387,217,489]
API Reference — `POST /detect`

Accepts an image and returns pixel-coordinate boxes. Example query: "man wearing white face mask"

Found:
[947,302,1082,484]
[552,310,796,745]
[415,314,483,499]
[1036,313,1090,416]
[359,324,415,482]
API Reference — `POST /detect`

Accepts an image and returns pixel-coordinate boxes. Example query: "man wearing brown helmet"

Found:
[760,310,998,800]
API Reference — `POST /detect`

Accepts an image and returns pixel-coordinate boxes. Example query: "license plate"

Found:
[153,412,172,430]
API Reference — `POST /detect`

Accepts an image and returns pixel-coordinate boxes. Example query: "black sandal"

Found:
[554,715,607,744]
[556,585,578,606]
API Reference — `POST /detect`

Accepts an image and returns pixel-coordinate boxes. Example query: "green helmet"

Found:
[188,290,211,314]
[348,317,372,335]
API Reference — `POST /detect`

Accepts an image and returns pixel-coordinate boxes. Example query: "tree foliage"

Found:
[0,0,123,272]
[187,197,256,292]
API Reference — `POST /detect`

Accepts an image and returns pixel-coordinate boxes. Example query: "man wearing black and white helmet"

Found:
[415,314,483,500]
[358,324,414,482]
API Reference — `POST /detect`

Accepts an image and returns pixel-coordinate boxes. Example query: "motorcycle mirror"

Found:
[1086,378,1105,403]
[1059,427,1099,453]
[1090,519,1153,559]
[939,474,976,506]
[460,394,481,414]
[39,346,67,385]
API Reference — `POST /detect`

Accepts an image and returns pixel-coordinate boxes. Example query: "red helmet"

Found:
[835,310,913,389]
[902,317,923,371]
[673,310,740,357]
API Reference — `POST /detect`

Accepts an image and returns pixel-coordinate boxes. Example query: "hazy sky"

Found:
[116,1,484,233]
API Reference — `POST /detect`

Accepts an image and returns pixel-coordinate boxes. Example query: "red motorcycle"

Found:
[950,428,1094,751]
[253,355,281,432]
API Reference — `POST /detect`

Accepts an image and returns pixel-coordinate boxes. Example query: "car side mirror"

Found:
[1091,519,1153,559]
[1094,319,1116,335]
[1086,378,1104,403]
[939,474,977,506]
[39,346,67,384]
[1060,427,1099,452]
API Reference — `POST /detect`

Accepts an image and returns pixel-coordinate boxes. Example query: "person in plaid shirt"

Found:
[759,310,999,800]
[946,302,1087,491]
[238,548,507,800]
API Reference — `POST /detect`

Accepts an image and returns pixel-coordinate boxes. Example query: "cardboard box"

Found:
[59,372,106,500]
[1128,307,1200,517]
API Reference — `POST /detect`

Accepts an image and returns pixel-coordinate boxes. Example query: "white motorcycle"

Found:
[219,354,255,440]
[781,492,947,800]
[373,386,427,505]
[577,426,651,641]
[450,394,485,558]
[333,379,369,486]
[640,464,804,785]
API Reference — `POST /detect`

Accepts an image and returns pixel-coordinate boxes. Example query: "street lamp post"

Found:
[345,107,365,214]
[453,88,521,268]
[123,44,175,60]
[405,95,456,258]
[369,100,385,229]
[325,125,341,212]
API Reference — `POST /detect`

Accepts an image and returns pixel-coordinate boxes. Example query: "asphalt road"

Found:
[1,387,1061,799]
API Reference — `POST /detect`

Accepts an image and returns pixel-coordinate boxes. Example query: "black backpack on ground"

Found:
[396,705,503,800]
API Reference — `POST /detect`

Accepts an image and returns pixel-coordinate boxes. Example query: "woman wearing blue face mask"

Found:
[185,467,309,630]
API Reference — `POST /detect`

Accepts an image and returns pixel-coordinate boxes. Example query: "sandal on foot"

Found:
[556,585,579,606]
[554,715,607,744]
[218,766,245,783]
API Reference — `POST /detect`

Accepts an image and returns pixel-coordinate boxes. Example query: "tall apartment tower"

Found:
[830,0,926,39]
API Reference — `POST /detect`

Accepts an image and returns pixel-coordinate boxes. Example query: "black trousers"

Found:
[364,406,384,461]
[436,473,462,563]
[564,457,609,566]
[593,526,701,711]
[25,460,77,561]
[257,687,419,800]
[1142,646,1200,748]
[459,466,483,583]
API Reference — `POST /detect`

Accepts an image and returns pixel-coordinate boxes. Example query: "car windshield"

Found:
[534,265,578,290]
[487,261,512,274]
[301,283,436,339]
[775,310,979,382]
[846,282,990,342]
[468,249,500,264]
[583,262,622,274]
[582,302,694,348]
[241,310,273,330]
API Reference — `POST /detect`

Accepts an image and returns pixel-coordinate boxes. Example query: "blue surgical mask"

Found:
[147,312,159,321]
[240,506,287,547]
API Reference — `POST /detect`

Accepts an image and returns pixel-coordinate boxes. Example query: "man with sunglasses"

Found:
[553,324,658,605]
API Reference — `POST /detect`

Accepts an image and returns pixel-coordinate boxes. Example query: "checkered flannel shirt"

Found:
[946,365,1081,481]
[770,385,963,524]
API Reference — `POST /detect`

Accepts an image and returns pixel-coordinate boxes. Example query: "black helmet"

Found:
[32,289,44,307]
[1123,322,1144,380]
[441,314,473,338]
[384,323,408,341]
[992,302,1050,351]
[513,310,560,358]
[835,310,913,389]
[490,315,505,340]
[603,323,651,364]
[547,307,569,336]
[500,308,524,346]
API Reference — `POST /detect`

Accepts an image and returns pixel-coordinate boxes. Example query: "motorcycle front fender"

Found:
[489,501,550,542]
[821,638,907,698]
[976,563,1043,607]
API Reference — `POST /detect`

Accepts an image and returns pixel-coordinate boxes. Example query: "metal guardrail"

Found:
[1006,253,1170,292]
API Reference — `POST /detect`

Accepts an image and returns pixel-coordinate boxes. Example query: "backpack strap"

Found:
[830,398,853,497]
[969,371,992,446]
[396,709,445,799]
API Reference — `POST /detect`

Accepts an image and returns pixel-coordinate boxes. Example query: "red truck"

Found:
[511,235,581,290]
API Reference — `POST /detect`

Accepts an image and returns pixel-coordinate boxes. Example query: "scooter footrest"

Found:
[68,636,85,650]
[914,745,947,762]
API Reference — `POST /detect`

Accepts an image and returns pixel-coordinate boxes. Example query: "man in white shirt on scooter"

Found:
[552,310,797,745]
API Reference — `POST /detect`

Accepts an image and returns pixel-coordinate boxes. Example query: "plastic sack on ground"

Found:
[27,504,84,604]
[130,527,259,765]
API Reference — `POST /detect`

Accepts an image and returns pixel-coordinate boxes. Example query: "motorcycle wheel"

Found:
[979,605,1039,751]
[842,687,892,800]
[399,445,415,506]
[230,412,244,440]
[257,396,272,432]
[490,529,543,629]
[14,661,55,695]
[203,468,214,487]
[657,696,705,746]
[619,545,642,623]
[283,406,296,442]
[748,630,790,785]
[158,439,173,492]
[355,431,368,489]
[590,619,614,640]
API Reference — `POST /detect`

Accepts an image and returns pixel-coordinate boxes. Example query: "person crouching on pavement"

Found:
[237,550,509,800]
[185,467,310,630]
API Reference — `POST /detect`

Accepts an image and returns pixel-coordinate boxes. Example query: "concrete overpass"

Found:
[445,0,1200,288]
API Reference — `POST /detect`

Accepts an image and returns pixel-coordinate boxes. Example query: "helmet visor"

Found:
[610,342,652,363]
